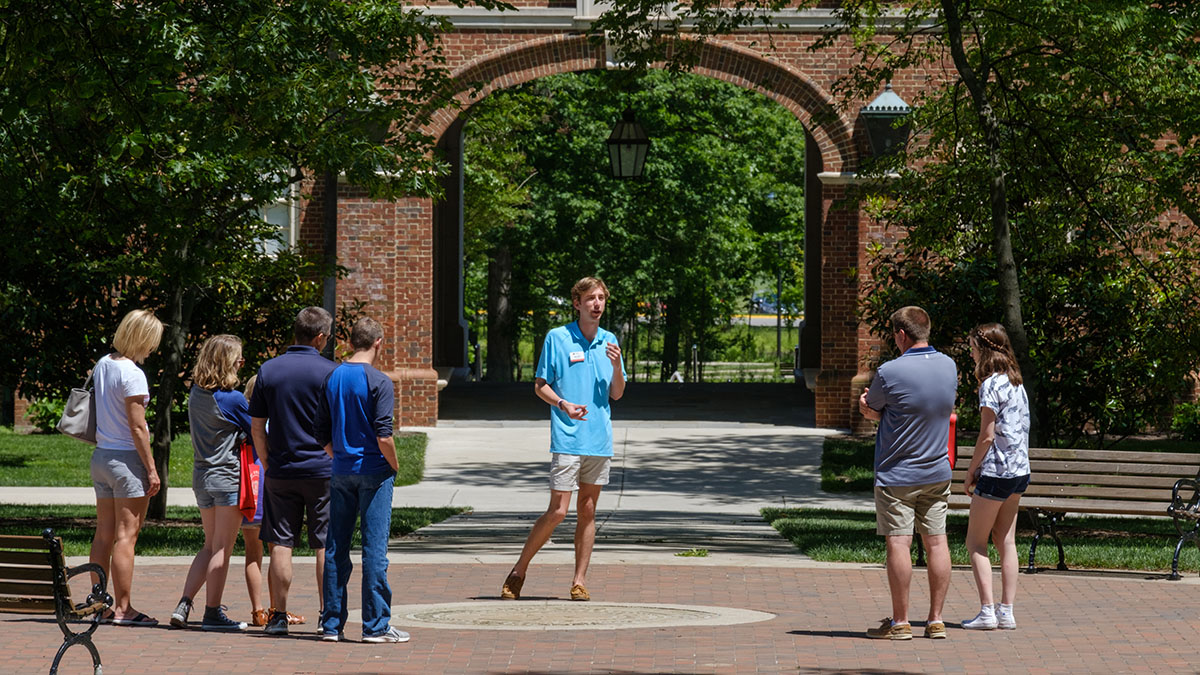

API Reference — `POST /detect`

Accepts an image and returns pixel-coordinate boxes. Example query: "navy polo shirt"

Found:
[248,345,337,479]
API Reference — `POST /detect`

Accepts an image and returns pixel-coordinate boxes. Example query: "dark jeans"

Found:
[320,471,395,637]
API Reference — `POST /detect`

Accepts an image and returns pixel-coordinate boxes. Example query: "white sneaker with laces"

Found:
[995,605,1016,629]
[362,626,411,643]
[962,608,998,630]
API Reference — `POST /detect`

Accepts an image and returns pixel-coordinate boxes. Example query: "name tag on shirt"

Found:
[569,351,586,363]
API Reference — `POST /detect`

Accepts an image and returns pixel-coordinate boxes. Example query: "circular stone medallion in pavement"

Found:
[391,601,775,631]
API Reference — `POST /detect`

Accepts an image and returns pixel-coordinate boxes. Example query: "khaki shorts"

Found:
[875,481,950,536]
[549,454,611,491]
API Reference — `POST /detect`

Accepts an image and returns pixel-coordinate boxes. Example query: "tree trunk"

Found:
[942,0,1040,443]
[660,294,681,381]
[147,271,195,519]
[486,244,514,382]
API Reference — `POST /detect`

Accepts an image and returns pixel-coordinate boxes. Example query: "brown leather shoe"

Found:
[569,584,590,601]
[251,609,269,627]
[501,573,524,600]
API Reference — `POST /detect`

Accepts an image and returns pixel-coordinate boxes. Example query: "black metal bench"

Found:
[0,529,112,674]
[948,447,1200,577]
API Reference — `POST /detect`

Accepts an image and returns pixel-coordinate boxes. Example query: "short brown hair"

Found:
[349,317,384,351]
[890,306,931,342]
[294,306,332,344]
[112,309,163,363]
[193,334,243,390]
[971,322,1023,385]
[571,277,610,307]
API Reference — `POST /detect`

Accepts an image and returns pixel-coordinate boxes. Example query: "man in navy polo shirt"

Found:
[501,277,626,602]
[249,306,337,636]
[858,305,957,640]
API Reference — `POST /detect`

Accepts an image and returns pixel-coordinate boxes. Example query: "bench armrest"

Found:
[1169,478,1200,519]
[65,562,112,617]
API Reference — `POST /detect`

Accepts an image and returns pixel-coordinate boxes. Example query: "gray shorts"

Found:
[550,453,611,491]
[91,447,150,499]
[194,486,239,509]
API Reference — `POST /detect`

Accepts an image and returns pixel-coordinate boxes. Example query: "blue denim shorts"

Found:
[973,474,1031,502]
[193,486,239,509]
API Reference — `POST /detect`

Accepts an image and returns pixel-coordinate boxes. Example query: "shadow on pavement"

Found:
[439,382,815,425]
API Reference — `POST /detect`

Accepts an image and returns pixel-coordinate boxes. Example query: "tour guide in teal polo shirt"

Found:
[500,276,626,603]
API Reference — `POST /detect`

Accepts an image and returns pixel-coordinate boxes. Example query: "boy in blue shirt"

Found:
[314,317,408,644]
[501,277,626,602]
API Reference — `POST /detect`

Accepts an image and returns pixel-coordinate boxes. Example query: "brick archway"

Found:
[327,27,885,432]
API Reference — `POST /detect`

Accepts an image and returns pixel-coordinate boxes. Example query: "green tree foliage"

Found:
[462,70,806,380]
[0,0,508,514]
[597,0,1200,443]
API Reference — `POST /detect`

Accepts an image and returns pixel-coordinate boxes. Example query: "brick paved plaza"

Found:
[5,558,1197,673]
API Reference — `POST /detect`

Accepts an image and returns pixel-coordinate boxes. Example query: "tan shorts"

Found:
[875,481,950,536]
[549,454,611,491]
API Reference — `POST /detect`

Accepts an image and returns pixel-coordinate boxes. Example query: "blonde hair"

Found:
[112,309,164,363]
[193,334,243,390]
[571,277,610,307]
[971,322,1023,386]
[244,374,257,403]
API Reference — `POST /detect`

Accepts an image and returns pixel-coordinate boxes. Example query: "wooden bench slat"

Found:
[1024,461,1194,477]
[957,447,1200,465]
[0,580,56,597]
[949,471,1183,489]
[0,535,54,550]
[1023,485,1170,500]
[0,550,52,566]
[0,565,55,582]
[0,597,55,613]
[947,494,1165,515]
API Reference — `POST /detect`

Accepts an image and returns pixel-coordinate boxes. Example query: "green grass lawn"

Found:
[0,503,469,557]
[0,427,427,488]
[762,507,1200,573]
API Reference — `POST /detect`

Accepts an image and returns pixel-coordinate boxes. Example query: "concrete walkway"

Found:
[4,411,1199,672]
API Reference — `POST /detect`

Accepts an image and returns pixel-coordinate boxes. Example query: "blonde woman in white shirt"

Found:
[89,309,163,626]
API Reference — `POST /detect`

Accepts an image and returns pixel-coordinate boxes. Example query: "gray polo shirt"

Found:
[864,346,957,487]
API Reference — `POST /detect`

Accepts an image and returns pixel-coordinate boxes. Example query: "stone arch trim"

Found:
[427,33,855,172]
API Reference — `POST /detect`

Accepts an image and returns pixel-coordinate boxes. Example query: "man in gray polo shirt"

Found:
[858,306,957,640]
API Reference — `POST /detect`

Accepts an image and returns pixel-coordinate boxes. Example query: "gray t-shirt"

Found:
[865,346,957,487]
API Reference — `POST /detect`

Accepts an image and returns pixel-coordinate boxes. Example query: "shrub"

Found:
[26,398,65,434]
[1172,402,1200,441]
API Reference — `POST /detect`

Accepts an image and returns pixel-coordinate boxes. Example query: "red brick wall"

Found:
[322,26,938,428]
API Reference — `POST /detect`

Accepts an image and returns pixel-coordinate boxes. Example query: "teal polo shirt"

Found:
[536,322,625,456]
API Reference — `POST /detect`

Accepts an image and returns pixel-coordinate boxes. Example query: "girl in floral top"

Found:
[962,323,1031,631]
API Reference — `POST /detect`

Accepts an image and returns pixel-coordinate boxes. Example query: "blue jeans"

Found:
[321,471,395,637]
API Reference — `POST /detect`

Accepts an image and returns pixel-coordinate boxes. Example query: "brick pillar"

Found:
[813,177,882,432]
[336,189,438,427]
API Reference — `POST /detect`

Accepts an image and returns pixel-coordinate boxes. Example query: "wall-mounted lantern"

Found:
[859,83,912,157]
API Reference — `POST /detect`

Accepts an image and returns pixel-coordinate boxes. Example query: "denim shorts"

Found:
[193,486,239,509]
[973,474,1031,502]
[91,447,150,499]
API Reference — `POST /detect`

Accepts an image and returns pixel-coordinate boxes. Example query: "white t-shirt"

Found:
[93,354,150,451]
[978,372,1031,478]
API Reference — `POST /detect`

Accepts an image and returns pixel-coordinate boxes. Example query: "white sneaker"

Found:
[962,609,998,630]
[362,626,410,643]
[995,607,1016,630]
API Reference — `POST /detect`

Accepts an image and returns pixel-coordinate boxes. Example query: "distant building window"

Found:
[260,184,299,254]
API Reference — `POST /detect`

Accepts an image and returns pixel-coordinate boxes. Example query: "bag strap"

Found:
[83,370,94,390]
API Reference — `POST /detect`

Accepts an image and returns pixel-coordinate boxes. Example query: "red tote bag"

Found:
[238,439,261,521]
